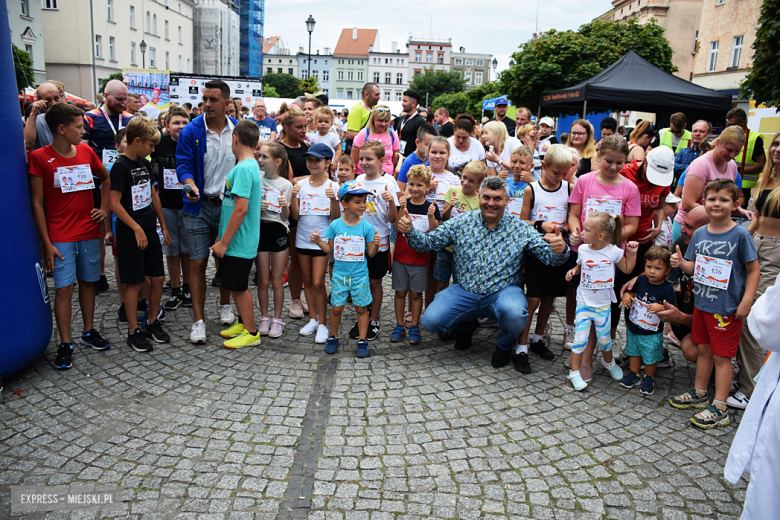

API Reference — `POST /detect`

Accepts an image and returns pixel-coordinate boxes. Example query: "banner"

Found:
[122,68,170,121]
[169,73,263,108]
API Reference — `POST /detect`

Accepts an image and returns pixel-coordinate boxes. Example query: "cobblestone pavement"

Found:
[1,259,749,519]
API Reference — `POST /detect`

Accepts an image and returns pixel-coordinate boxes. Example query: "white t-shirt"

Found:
[295,177,338,250]
[576,244,625,308]
[203,118,236,196]
[447,136,486,175]
[426,171,462,212]
[308,132,341,156]
[486,136,522,171]
[355,174,400,247]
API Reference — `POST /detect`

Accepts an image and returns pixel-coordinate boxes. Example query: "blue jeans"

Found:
[421,284,528,351]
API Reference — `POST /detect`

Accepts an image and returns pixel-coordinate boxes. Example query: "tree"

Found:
[263,85,279,98]
[500,19,677,114]
[99,73,124,94]
[432,92,470,118]
[12,44,35,93]
[262,73,302,99]
[465,80,503,118]
[740,0,780,109]
[409,69,467,108]
[298,76,320,95]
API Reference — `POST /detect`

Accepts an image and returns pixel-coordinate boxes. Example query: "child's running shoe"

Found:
[221,321,246,338]
[325,336,339,355]
[54,343,74,369]
[620,371,641,389]
[670,388,709,409]
[408,325,421,345]
[690,404,730,429]
[223,330,261,349]
[81,329,110,351]
[601,358,624,380]
[568,371,588,391]
[640,376,655,395]
[390,324,405,342]
[357,339,370,358]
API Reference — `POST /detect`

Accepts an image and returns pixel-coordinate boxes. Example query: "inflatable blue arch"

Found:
[0,6,53,383]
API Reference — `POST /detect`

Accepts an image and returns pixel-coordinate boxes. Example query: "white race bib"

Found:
[299,194,331,216]
[102,149,119,166]
[534,205,567,225]
[585,197,622,217]
[131,181,152,211]
[507,197,524,217]
[379,235,389,252]
[163,169,182,190]
[629,299,661,331]
[333,235,365,262]
[581,260,614,289]
[450,207,465,219]
[263,187,282,213]
[410,214,429,232]
[399,140,407,156]
[57,165,94,193]
[434,181,454,201]
[694,255,731,290]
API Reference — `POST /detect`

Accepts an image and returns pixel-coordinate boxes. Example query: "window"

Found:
[153,14,157,35]
[464,71,472,83]
[178,26,182,44]
[731,35,743,68]
[437,53,443,64]
[21,0,30,17]
[146,11,150,32]
[107,0,114,21]
[267,67,272,74]
[385,72,391,84]
[455,58,463,65]
[323,70,329,81]
[277,67,282,73]
[165,21,169,40]
[338,70,343,80]
[337,90,343,99]
[401,59,404,65]
[131,42,137,65]
[313,71,319,80]
[130,6,135,28]
[708,40,719,72]
[178,54,182,71]
[466,59,473,66]
[475,71,483,85]
[94,35,103,58]
[395,92,402,101]
[384,91,390,101]
[165,51,169,69]
[25,44,33,62]
[357,71,363,81]
[426,52,433,63]
[347,90,353,100]
[42,0,58,8]
[396,73,403,84]
[716,0,725,4]
[476,60,484,66]
[149,47,155,68]
[415,51,421,62]
[109,37,116,61]
[288,68,293,75]
[373,72,380,83]
[347,71,354,81]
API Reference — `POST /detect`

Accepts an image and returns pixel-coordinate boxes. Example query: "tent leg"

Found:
[582,100,587,119]
[537,106,541,122]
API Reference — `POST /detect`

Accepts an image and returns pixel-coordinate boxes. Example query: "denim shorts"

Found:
[181,200,222,260]
[52,239,101,289]
[162,207,190,257]
[331,274,373,308]
[433,249,454,283]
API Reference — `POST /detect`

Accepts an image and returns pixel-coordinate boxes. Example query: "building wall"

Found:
[367,51,407,102]
[407,38,452,85]
[297,52,333,97]
[264,53,297,77]
[10,0,47,84]
[332,58,368,101]
[450,52,492,91]
[194,0,239,76]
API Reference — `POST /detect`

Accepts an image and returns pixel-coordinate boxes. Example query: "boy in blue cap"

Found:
[309,181,381,357]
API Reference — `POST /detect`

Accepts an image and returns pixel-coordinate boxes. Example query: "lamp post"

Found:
[305,15,316,80]
[491,57,497,82]
[140,40,147,69]
[509,59,515,67]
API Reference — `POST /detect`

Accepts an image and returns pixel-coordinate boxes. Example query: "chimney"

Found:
[352,27,358,40]
[324,47,330,55]
[316,50,320,55]
[391,41,397,53]
[299,46,304,53]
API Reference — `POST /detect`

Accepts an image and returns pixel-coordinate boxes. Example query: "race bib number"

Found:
[131,181,152,211]
[507,197,524,217]
[299,195,331,216]
[534,205,567,225]
[379,235,389,252]
[410,214,429,232]
[629,299,660,331]
[334,235,365,262]
[57,165,94,193]
[585,197,622,216]
[163,169,182,190]
[450,207,466,219]
[399,140,407,156]
[581,260,614,289]
[263,187,282,213]
[102,149,119,166]
[434,181,454,201]
[694,255,731,290]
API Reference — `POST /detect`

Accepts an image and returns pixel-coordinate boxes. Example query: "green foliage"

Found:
[262,73,302,99]
[740,0,780,109]
[298,76,320,95]
[432,92,471,118]
[99,73,124,94]
[409,69,467,107]
[263,85,279,98]
[500,19,677,114]
[465,80,503,117]
[12,44,35,93]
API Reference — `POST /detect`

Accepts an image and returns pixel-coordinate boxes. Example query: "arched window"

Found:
[153,14,157,35]
[146,11,151,32]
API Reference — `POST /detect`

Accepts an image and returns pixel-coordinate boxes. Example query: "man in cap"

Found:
[488,96,516,137]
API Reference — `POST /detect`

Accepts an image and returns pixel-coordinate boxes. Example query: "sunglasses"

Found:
[374,107,391,113]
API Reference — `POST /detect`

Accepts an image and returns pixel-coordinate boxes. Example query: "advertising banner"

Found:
[169,73,263,108]
[122,68,170,120]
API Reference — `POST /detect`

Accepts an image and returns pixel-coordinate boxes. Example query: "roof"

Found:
[333,28,378,58]
[262,36,281,54]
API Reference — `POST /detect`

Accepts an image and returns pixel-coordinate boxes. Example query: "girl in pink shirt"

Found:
[350,105,400,176]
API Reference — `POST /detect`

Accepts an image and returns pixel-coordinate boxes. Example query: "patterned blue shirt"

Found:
[406,210,569,295]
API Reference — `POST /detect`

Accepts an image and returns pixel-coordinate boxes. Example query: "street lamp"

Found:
[305,15,316,80]
[509,59,515,67]
[491,58,497,81]
[140,40,147,69]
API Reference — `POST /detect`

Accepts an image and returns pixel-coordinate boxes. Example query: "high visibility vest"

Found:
[659,128,692,153]
[736,128,762,189]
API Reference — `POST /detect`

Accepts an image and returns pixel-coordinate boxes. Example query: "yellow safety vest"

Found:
[736,129,761,189]
[659,128,692,153]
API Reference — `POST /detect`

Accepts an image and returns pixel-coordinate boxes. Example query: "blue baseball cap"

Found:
[304,143,334,160]
[339,180,372,200]
[494,96,509,106]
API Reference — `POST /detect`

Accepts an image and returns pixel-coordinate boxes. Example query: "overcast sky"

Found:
[264,0,614,76]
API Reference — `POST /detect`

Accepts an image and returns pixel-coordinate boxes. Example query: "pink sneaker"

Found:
[269,318,285,338]
[301,293,309,313]
[258,317,271,336]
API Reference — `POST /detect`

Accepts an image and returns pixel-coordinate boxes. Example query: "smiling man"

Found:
[395,176,569,369]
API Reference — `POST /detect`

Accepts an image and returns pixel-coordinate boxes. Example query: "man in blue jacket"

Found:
[176,79,240,344]
[672,120,710,191]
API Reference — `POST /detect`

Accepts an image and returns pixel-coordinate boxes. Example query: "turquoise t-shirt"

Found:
[324,217,376,278]
[218,158,262,259]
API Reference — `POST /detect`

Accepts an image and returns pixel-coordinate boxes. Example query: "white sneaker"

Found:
[563,328,574,350]
[730,379,740,394]
[190,320,207,344]
[219,304,235,325]
[315,324,329,344]
[299,318,318,336]
[727,391,749,410]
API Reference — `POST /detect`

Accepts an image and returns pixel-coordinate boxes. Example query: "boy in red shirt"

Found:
[29,103,112,369]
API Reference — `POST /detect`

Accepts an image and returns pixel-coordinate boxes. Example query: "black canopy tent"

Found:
[539,51,732,129]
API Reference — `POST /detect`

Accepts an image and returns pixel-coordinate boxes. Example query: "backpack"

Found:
[364,126,395,145]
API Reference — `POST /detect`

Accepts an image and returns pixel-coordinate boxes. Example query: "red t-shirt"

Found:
[28,144,103,243]
[621,160,670,241]
[393,200,440,266]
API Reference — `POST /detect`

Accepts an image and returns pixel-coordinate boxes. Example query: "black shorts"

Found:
[296,247,328,258]
[218,255,254,292]
[116,223,164,285]
[525,255,570,298]
[367,249,390,279]
[258,222,290,252]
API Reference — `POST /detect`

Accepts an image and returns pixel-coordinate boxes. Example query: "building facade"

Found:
[263,37,297,77]
[297,48,333,98]
[367,44,408,103]
[450,49,492,91]
[42,0,195,100]
[407,37,452,84]
[332,28,377,101]
[238,0,264,78]
[11,0,47,84]
[193,0,239,77]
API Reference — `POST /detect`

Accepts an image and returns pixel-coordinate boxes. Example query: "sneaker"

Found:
[568,370,588,391]
[219,304,235,326]
[81,329,110,351]
[117,303,127,322]
[127,328,153,352]
[348,321,360,340]
[492,347,512,369]
[289,299,304,319]
[164,289,183,311]
[211,274,220,287]
[315,324,329,344]
[529,339,554,360]
[366,321,380,341]
[657,348,672,368]
[620,371,641,389]
[669,388,710,409]
[190,320,207,345]
[54,343,74,369]
[300,319,319,336]
[221,320,246,338]
[223,330,262,349]
[258,317,271,336]
[390,324,406,342]
[157,306,166,322]
[640,376,655,395]
[269,319,285,338]
[513,352,532,374]
[727,391,750,410]
[164,279,172,291]
[690,404,731,429]
[454,320,479,351]
[408,325,421,345]
[730,379,740,394]
[301,293,309,314]
[325,336,339,355]
[143,320,170,343]
[182,287,192,307]
[563,328,574,350]
[601,358,623,380]
[357,339,370,358]
[95,274,109,295]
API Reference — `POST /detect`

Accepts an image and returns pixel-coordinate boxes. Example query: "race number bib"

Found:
[131,181,152,211]
[507,197,524,217]
[57,165,94,193]
[399,140,407,156]
[434,181,454,201]
[581,260,614,289]
[334,235,365,262]
[263,187,282,213]
[629,299,660,331]
[694,255,731,290]
[410,214,429,232]
[534,206,567,225]
[585,197,622,216]
[102,149,119,166]
[299,195,331,216]
[450,207,466,219]
[163,169,182,190]
[379,235,389,252]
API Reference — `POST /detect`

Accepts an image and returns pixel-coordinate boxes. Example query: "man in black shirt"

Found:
[435,108,454,138]
[394,89,426,159]
[487,96,516,137]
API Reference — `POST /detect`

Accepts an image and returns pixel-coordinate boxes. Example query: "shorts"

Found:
[52,239,101,289]
[525,255,569,298]
[217,254,255,292]
[392,261,427,293]
[296,246,328,258]
[162,207,190,257]
[691,308,742,358]
[331,274,372,308]
[367,249,390,279]
[624,329,665,365]
[181,200,222,260]
[259,222,290,252]
[116,223,164,285]
[433,249,454,283]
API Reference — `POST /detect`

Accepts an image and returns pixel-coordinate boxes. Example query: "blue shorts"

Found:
[331,274,372,308]
[162,208,190,257]
[52,239,101,289]
[181,200,222,260]
[625,329,665,365]
[433,249,454,283]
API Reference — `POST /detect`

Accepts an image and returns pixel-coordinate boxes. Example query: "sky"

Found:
[263,0,614,76]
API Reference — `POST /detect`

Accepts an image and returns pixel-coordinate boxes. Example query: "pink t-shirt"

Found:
[568,171,642,252]
[674,152,738,225]
[352,127,401,176]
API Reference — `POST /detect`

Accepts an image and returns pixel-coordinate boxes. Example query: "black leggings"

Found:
[611,241,653,330]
